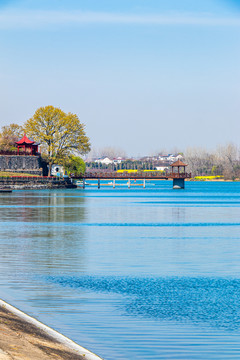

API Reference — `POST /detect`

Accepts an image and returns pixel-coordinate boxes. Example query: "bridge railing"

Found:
[84,171,164,179]
[83,171,191,179]
[170,172,192,179]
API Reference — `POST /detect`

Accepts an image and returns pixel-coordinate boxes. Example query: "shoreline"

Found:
[188,179,239,182]
[0,178,238,191]
[0,299,103,360]
[0,176,76,190]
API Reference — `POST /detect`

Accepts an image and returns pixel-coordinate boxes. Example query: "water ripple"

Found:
[3,221,240,227]
[46,276,240,331]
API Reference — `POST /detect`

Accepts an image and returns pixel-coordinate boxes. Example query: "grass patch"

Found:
[0,171,40,177]
[194,175,224,181]
[117,169,165,173]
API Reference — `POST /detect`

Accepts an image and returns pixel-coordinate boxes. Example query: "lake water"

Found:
[1,181,240,359]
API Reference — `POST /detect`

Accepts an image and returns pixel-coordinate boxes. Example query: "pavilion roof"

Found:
[15,134,35,145]
[171,159,188,167]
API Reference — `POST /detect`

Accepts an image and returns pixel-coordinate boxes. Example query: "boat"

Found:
[74,180,89,187]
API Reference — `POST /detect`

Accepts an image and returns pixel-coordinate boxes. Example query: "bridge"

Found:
[81,160,191,189]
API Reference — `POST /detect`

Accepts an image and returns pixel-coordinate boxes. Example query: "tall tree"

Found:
[99,146,126,159]
[217,143,238,179]
[0,123,24,151]
[24,106,90,175]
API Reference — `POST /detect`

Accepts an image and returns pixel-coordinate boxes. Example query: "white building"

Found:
[113,157,125,164]
[95,157,113,165]
[51,164,65,176]
[156,166,169,171]
[159,154,183,163]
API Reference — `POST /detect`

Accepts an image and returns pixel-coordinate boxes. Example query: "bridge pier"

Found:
[173,178,185,189]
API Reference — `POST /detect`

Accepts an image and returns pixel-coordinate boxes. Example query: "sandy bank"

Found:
[0,300,102,360]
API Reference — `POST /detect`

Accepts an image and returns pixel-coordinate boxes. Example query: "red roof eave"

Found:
[171,159,188,167]
[15,134,35,145]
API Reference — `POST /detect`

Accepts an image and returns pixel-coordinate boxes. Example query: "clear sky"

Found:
[0,0,239,156]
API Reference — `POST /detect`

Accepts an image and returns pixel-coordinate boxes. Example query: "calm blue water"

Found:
[1,181,240,359]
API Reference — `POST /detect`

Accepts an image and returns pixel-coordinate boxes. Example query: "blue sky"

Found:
[0,0,239,156]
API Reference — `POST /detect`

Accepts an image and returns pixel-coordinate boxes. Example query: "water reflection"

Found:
[1,184,240,360]
[0,191,88,276]
[0,191,87,223]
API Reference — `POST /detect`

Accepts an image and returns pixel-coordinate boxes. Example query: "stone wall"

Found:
[0,177,76,190]
[0,155,43,175]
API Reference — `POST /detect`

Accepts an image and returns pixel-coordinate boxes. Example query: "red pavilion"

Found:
[15,134,40,155]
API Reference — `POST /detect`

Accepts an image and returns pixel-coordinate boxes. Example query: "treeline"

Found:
[87,143,240,180]
[0,120,239,180]
[87,160,157,171]
[184,144,240,180]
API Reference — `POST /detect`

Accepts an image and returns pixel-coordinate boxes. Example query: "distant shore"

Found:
[0,173,239,191]
[188,179,239,182]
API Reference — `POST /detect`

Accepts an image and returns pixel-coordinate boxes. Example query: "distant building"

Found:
[158,154,183,163]
[95,157,113,165]
[156,165,169,172]
[176,154,183,160]
[113,157,125,164]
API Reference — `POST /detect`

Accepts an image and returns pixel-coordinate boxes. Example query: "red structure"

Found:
[170,159,188,176]
[15,134,40,155]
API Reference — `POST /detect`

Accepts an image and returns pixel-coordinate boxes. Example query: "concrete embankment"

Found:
[0,177,76,190]
[0,299,103,360]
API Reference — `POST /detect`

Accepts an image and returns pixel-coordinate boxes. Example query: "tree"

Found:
[0,123,24,151]
[99,146,126,159]
[217,143,238,180]
[64,156,86,177]
[24,106,91,175]
[185,147,216,176]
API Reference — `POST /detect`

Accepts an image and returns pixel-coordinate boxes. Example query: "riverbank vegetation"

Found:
[25,106,90,175]
[193,175,224,181]
[0,116,239,180]
[64,155,86,177]
[0,123,24,153]
[87,144,240,181]
[0,106,91,176]
[0,171,40,177]
[184,144,240,180]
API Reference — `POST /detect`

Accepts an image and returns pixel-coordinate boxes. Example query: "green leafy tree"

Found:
[64,156,86,177]
[24,106,91,175]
